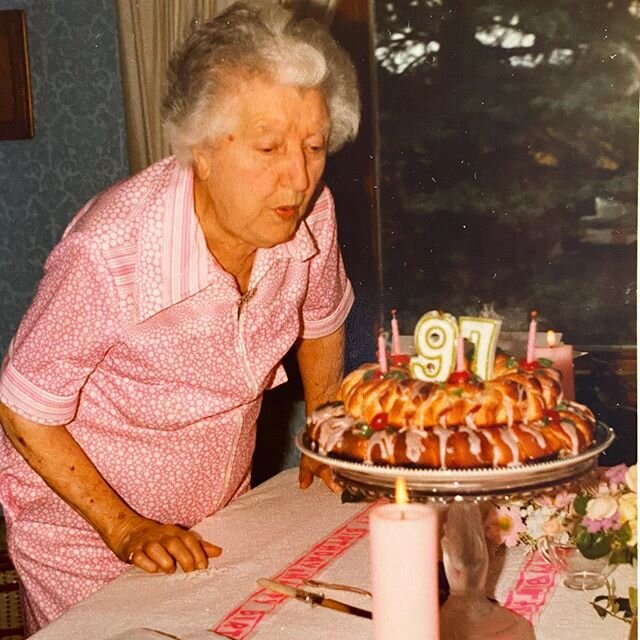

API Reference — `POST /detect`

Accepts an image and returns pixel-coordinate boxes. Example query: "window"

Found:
[373,0,638,345]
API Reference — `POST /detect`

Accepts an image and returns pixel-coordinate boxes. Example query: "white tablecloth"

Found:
[32,468,635,640]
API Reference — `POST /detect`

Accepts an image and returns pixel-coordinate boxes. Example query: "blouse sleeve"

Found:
[0,233,126,425]
[300,188,354,339]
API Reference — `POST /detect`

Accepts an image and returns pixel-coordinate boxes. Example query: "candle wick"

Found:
[400,509,405,520]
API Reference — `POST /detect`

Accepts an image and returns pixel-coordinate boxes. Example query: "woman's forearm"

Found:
[296,326,345,492]
[296,325,345,414]
[0,401,138,556]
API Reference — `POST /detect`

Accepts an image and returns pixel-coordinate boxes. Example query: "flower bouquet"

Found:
[485,464,637,565]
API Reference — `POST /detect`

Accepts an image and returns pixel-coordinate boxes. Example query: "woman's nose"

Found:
[281,147,310,192]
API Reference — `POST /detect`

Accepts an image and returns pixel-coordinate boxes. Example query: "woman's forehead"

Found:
[228,78,330,134]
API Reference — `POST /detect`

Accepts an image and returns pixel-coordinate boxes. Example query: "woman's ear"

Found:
[192,146,211,181]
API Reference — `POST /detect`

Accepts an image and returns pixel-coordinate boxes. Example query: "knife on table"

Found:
[257,578,372,620]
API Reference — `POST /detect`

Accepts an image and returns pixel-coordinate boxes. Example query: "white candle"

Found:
[369,480,440,640]
[459,316,502,380]
[534,330,575,401]
[411,310,457,382]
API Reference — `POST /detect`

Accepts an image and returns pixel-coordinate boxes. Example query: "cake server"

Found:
[257,578,372,619]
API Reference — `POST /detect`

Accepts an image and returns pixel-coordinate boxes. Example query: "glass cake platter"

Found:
[296,421,614,500]
[297,422,615,640]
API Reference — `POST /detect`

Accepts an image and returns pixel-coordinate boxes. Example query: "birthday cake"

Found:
[305,312,596,470]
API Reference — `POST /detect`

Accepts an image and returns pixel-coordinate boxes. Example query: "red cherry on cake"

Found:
[370,412,389,430]
[518,358,538,372]
[390,353,411,367]
[543,409,561,423]
[448,370,470,384]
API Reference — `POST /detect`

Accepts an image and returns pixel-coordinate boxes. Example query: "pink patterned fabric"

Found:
[213,501,376,639]
[502,551,559,624]
[0,157,353,633]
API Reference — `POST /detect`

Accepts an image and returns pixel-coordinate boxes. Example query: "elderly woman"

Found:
[0,2,359,633]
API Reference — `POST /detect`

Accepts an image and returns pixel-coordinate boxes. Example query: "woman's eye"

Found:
[306,142,326,153]
[256,141,280,154]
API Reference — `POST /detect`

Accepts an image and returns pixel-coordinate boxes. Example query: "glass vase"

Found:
[539,536,617,590]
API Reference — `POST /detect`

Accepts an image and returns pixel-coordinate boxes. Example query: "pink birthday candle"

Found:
[526,310,538,363]
[378,329,388,373]
[390,309,402,355]
[456,334,465,372]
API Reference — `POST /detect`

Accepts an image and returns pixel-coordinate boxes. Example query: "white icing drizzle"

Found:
[465,414,477,430]
[501,428,521,466]
[403,428,428,463]
[482,430,502,467]
[567,400,591,418]
[518,424,546,449]
[460,426,482,459]
[316,415,355,454]
[559,420,579,454]
[414,395,429,426]
[313,403,348,421]
[367,430,396,461]
[503,397,515,427]
[433,426,451,468]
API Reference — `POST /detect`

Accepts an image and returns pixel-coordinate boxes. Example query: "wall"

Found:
[0,0,128,354]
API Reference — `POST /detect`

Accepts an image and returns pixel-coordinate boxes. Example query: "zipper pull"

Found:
[237,287,256,319]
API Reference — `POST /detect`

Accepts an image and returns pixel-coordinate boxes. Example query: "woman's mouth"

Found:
[275,206,299,220]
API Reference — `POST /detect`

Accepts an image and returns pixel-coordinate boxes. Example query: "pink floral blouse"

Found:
[0,156,353,631]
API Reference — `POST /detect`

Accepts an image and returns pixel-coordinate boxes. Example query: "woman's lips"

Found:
[275,206,299,220]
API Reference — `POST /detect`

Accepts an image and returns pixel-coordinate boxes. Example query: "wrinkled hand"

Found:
[299,453,341,494]
[111,516,222,574]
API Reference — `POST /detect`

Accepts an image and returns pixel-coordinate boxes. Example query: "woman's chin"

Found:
[262,221,300,247]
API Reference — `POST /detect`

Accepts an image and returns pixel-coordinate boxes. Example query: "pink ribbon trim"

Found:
[211,502,377,639]
[502,551,559,624]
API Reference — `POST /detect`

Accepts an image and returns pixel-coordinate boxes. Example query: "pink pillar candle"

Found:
[370,503,440,640]
[534,342,575,401]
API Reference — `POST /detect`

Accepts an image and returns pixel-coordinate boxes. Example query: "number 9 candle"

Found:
[411,311,458,382]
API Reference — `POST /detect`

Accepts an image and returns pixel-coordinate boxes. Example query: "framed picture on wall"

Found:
[0,9,34,140]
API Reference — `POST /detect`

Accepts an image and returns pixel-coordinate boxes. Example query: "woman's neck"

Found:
[193,179,256,294]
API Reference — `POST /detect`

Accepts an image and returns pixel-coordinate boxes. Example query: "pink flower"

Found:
[537,490,576,509]
[485,505,527,547]
[604,464,629,486]
[583,512,623,534]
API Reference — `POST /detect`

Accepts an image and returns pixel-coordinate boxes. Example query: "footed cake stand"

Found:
[296,422,615,640]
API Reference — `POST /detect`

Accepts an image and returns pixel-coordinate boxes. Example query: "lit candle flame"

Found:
[395,477,409,505]
[546,330,557,347]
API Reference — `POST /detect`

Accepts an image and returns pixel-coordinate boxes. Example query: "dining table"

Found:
[31,467,635,640]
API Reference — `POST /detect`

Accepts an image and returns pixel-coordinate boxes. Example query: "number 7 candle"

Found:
[459,316,502,380]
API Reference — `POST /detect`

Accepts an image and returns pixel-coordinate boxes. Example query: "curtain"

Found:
[116,0,337,174]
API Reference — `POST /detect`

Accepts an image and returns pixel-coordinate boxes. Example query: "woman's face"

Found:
[193,77,331,255]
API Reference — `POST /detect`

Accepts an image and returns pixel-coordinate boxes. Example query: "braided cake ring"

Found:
[306,354,596,469]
